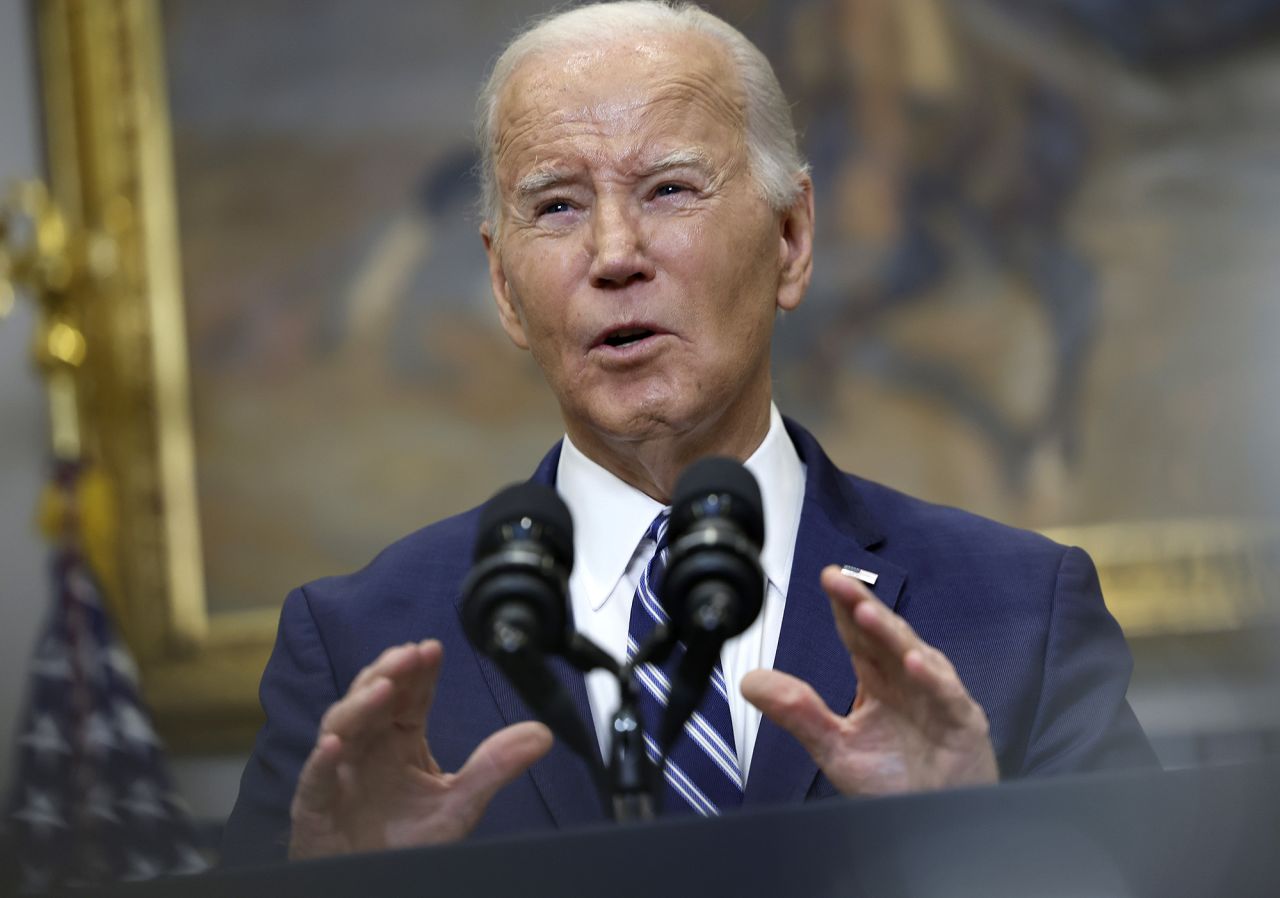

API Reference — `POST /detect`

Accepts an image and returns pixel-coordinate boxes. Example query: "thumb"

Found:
[453,721,554,811]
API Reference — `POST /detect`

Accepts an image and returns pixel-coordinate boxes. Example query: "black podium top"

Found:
[63,759,1280,898]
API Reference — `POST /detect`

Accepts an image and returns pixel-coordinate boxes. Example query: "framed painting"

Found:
[30,0,1279,752]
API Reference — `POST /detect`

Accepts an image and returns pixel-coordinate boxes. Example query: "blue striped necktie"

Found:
[626,509,744,816]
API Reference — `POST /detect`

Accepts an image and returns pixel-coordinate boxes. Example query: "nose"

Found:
[587,197,655,289]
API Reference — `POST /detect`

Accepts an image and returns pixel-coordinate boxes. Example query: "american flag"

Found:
[5,462,208,891]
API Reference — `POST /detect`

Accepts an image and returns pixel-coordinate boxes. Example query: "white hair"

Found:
[475,1,809,238]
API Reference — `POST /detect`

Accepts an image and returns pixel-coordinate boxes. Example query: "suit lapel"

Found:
[470,649,607,826]
[460,441,608,827]
[745,421,907,806]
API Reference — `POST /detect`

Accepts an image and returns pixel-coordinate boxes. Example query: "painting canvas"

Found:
[161,0,1280,621]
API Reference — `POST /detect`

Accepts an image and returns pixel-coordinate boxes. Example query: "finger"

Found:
[850,596,920,665]
[350,643,415,692]
[819,566,895,659]
[319,676,396,741]
[386,641,444,729]
[823,565,925,670]
[351,639,440,693]
[741,669,842,763]
[452,721,554,812]
[820,567,906,665]
[336,641,441,736]
[292,732,343,816]
[821,567,930,707]
[902,646,975,725]
[848,601,974,725]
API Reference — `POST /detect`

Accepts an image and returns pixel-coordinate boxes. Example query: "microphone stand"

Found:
[560,629,677,823]
[485,586,745,823]
[606,678,654,822]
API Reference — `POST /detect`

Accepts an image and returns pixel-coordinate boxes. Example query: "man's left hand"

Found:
[741,565,998,794]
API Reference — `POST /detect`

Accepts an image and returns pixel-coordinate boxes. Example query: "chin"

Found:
[577,394,697,445]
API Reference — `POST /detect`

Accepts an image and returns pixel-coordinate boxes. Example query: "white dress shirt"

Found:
[556,404,806,781]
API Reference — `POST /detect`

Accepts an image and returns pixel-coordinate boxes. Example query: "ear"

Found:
[481,221,530,350]
[776,175,815,313]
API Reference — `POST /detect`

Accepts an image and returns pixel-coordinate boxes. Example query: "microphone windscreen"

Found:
[474,482,574,568]
[670,457,764,548]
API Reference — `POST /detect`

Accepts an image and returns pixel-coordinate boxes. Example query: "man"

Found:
[221,0,1154,866]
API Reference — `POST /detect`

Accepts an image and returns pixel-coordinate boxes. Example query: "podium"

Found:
[64,759,1280,897]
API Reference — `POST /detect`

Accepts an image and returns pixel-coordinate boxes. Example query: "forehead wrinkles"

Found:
[492,45,747,190]
[647,68,746,135]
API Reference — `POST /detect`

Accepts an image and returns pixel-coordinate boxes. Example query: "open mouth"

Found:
[602,327,655,348]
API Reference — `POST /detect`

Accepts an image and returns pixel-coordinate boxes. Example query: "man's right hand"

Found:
[288,639,553,859]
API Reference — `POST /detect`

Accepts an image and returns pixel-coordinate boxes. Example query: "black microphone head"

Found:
[662,457,765,643]
[463,482,573,655]
[474,482,574,570]
[669,456,764,550]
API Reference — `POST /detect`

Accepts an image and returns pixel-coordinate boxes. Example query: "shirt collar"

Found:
[744,404,807,598]
[556,403,806,611]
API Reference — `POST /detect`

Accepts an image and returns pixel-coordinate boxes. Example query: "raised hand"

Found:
[741,566,998,794]
[288,640,553,859]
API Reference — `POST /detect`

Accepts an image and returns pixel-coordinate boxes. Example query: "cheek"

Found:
[509,251,576,338]
[648,221,727,324]
[662,219,705,256]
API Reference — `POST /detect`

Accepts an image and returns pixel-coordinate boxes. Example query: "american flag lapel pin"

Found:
[840,564,879,586]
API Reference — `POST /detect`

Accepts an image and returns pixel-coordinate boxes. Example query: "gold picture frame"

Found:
[33,0,274,752]
[25,0,1278,755]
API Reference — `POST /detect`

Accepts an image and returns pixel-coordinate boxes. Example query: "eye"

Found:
[652,183,687,198]
[536,199,573,218]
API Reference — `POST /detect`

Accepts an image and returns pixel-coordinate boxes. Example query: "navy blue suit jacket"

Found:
[221,421,1154,866]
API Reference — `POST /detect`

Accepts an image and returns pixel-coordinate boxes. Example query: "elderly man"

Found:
[221,0,1153,866]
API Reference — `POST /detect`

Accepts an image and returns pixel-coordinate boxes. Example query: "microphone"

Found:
[461,482,598,764]
[462,482,573,656]
[657,457,765,751]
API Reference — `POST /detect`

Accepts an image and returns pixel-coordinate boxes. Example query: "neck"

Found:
[565,399,773,503]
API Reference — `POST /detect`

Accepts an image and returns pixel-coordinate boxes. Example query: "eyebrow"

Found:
[642,148,715,177]
[512,148,716,202]
[513,167,574,201]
